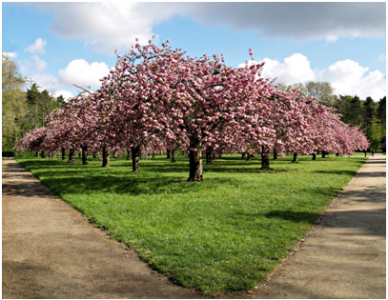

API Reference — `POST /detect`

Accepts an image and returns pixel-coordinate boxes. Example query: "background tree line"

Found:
[277,81,386,150]
[2,55,66,152]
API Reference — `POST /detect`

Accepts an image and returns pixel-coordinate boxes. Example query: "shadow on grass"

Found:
[231,211,321,225]
[265,210,321,223]
[313,170,358,176]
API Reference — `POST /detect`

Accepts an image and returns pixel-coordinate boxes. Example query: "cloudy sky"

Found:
[2,2,386,100]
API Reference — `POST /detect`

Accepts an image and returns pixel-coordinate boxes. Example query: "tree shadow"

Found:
[313,170,358,176]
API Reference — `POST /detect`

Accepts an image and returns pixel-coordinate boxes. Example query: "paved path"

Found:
[2,158,201,299]
[252,153,386,299]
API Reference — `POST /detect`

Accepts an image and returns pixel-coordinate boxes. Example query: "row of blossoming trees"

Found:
[15,39,369,181]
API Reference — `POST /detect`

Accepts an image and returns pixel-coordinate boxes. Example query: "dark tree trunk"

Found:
[93,152,96,159]
[152,153,155,159]
[241,152,246,159]
[246,152,251,161]
[188,136,203,182]
[218,154,222,159]
[36,151,40,158]
[261,146,270,170]
[68,148,75,163]
[273,148,278,160]
[41,151,45,158]
[102,145,109,167]
[62,148,66,162]
[212,153,216,160]
[322,150,326,158]
[132,146,140,173]
[81,145,89,165]
[336,153,339,157]
[78,152,81,158]
[312,153,316,160]
[127,150,131,160]
[171,149,176,163]
[166,150,171,159]
[292,153,299,163]
[206,148,213,165]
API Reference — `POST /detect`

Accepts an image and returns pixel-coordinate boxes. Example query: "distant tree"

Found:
[377,96,386,126]
[2,55,28,151]
[305,81,336,106]
[55,95,67,109]
[362,96,375,139]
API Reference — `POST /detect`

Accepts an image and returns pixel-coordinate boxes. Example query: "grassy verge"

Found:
[16,154,366,296]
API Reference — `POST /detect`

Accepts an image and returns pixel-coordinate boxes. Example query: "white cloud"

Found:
[36,3,178,54]
[317,60,386,100]
[262,54,316,84]
[58,59,110,89]
[25,38,47,55]
[178,3,386,42]
[2,52,17,58]
[31,55,47,71]
[240,54,386,100]
[35,2,383,51]
[52,90,74,101]
[239,54,316,84]
[29,73,59,91]
[379,54,386,61]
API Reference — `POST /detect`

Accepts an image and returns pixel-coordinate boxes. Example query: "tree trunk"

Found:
[188,137,203,182]
[78,152,81,158]
[113,152,117,159]
[261,146,270,170]
[171,149,176,163]
[102,145,109,167]
[218,154,222,159]
[152,153,155,159]
[62,148,66,162]
[81,145,89,165]
[246,152,251,161]
[166,150,171,159]
[127,150,131,160]
[41,151,45,158]
[132,146,140,173]
[68,148,75,163]
[206,148,212,165]
[36,151,40,158]
[241,152,246,159]
[292,153,299,163]
[273,148,278,160]
[93,152,96,159]
[312,153,316,160]
[322,150,326,158]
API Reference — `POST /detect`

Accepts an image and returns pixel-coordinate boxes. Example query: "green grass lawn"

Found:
[16,154,366,296]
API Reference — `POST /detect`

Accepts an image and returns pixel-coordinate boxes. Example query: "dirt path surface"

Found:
[2,158,202,299]
[252,153,386,299]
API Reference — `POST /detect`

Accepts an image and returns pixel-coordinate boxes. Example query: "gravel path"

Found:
[252,153,386,299]
[2,155,386,298]
[2,158,201,299]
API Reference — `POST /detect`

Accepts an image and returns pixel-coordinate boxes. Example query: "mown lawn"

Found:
[16,153,366,296]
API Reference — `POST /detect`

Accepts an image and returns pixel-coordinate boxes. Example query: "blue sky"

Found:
[2,2,386,100]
